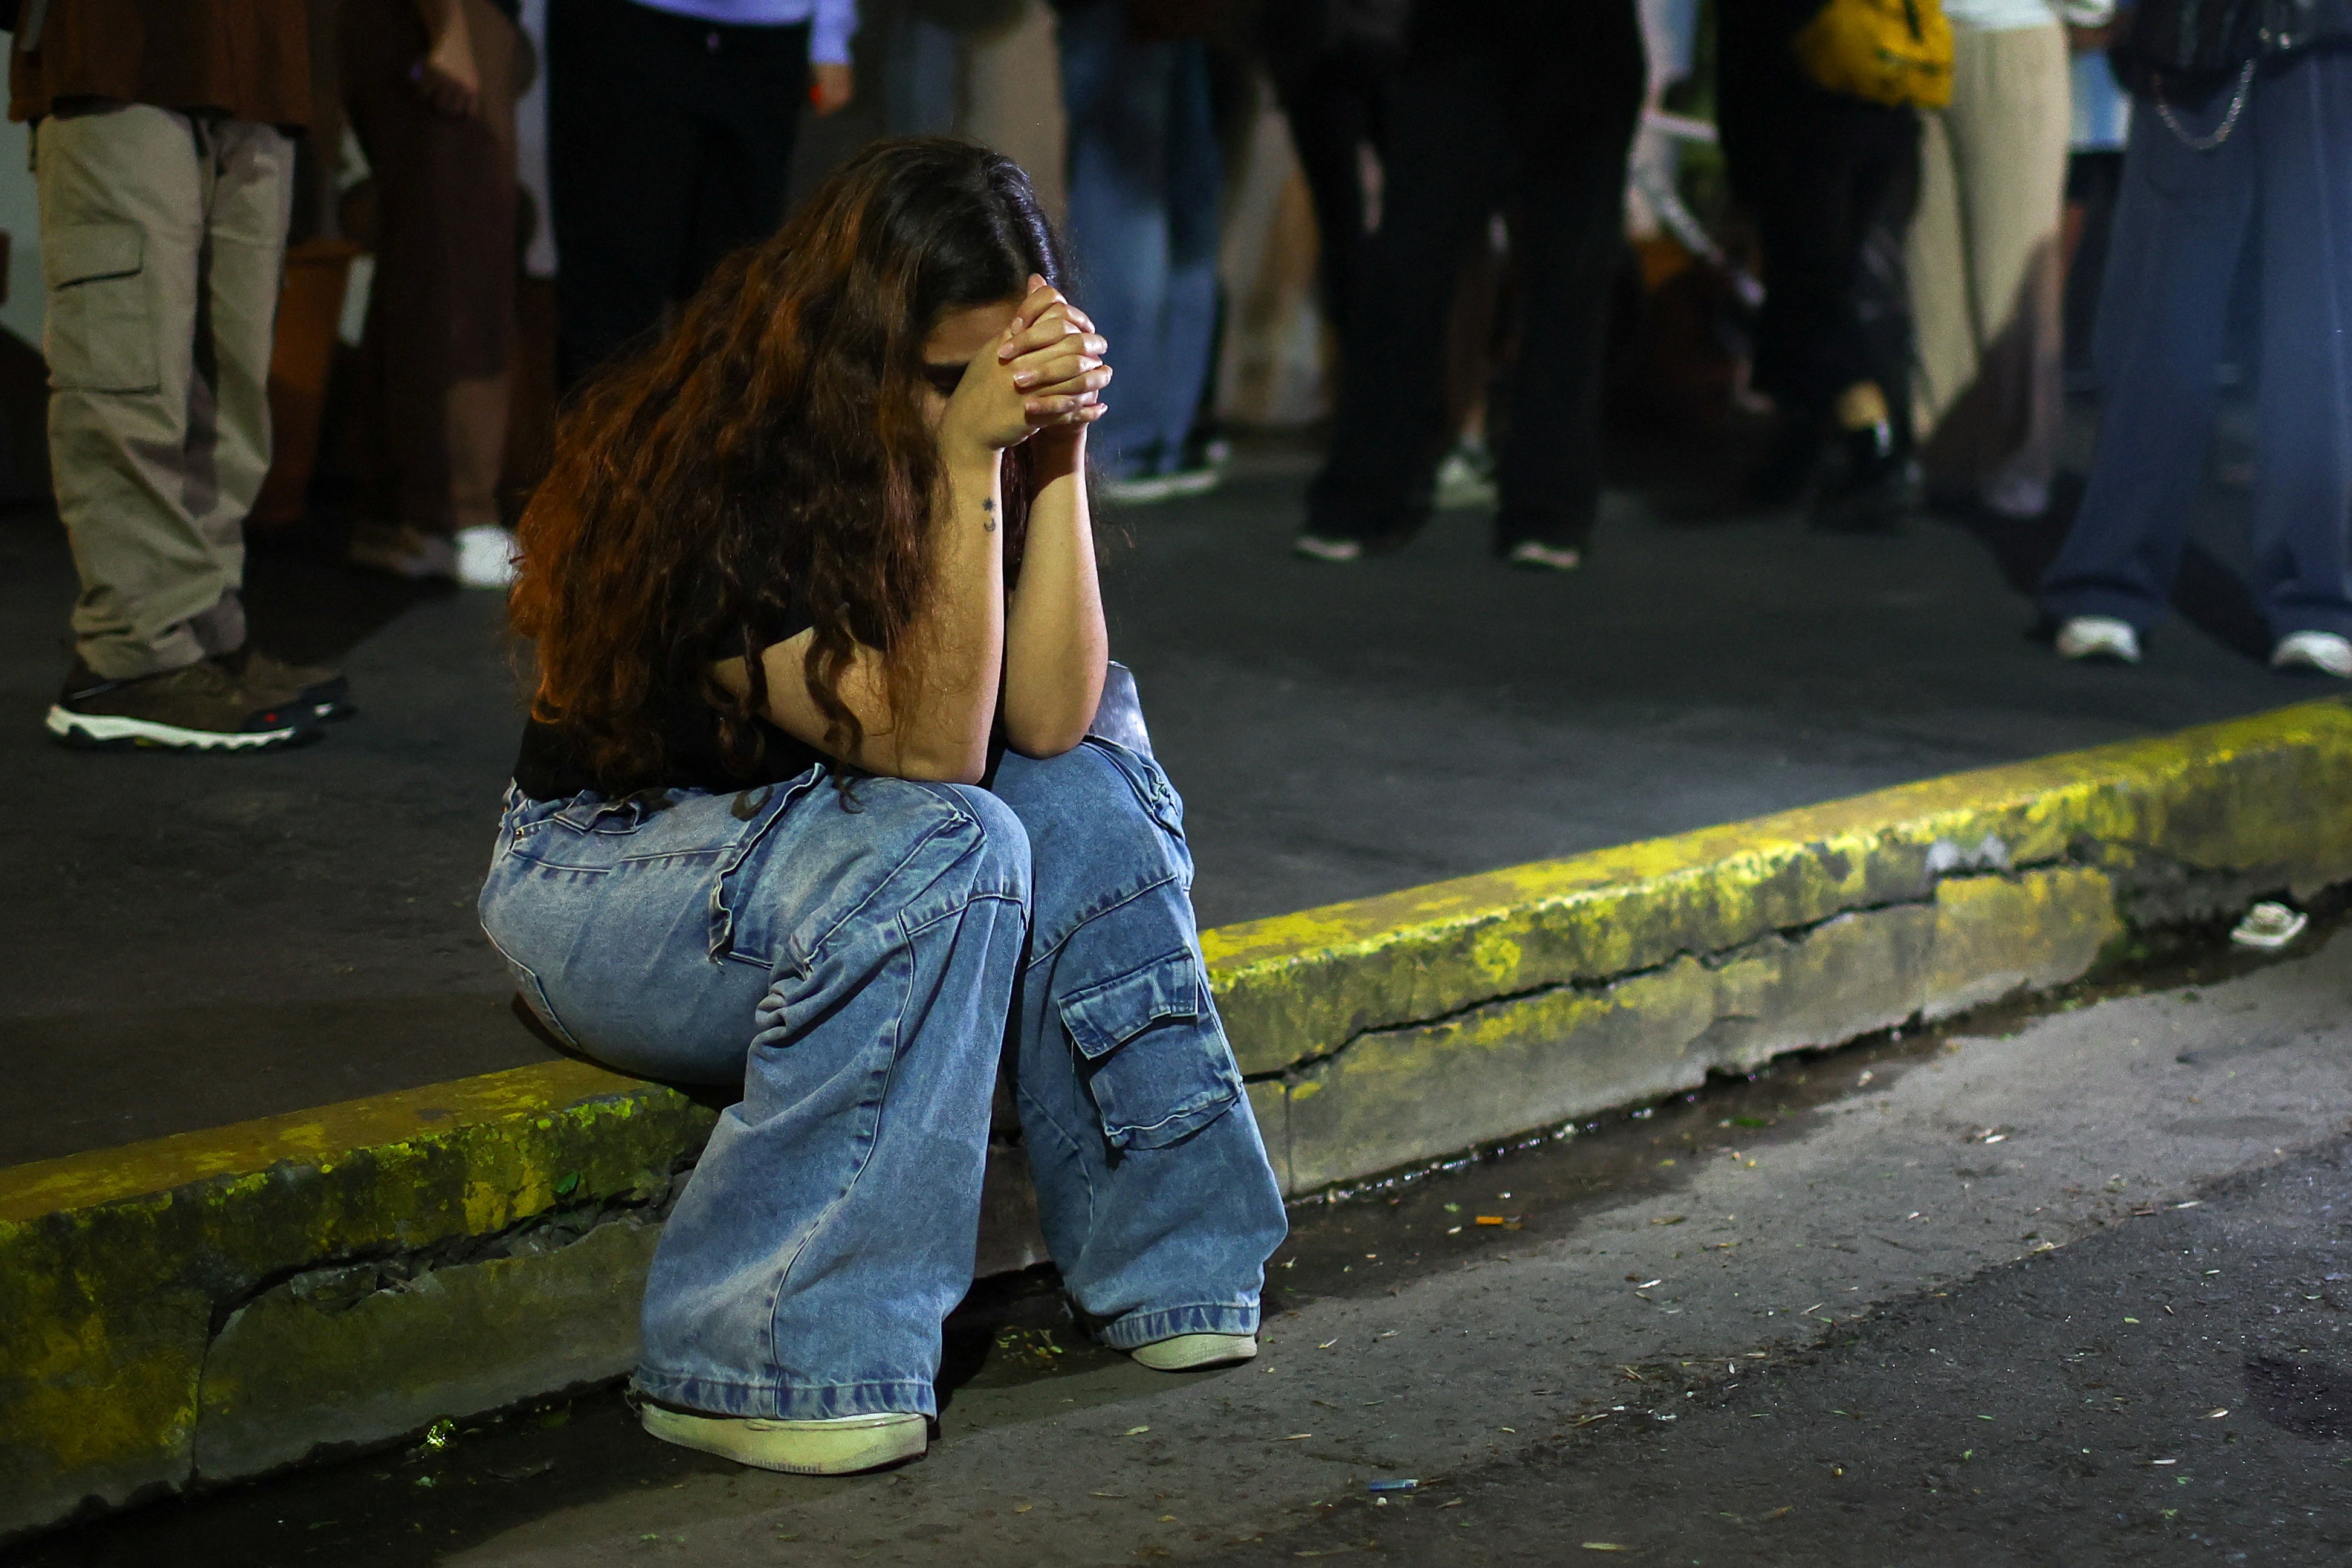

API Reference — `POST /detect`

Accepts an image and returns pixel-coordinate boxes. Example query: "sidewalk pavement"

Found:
[0,437,2316,1170]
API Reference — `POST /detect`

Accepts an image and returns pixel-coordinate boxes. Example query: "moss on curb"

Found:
[5,698,2348,1537]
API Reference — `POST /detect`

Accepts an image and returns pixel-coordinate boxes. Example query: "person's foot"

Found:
[1978,468,2050,522]
[348,520,457,581]
[2271,630,2352,678]
[1810,423,1918,533]
[1294,533,1364,562]
[46,659,320,753]
[1434,441,1497,511]
[638,1403,927,1475]
[455,523,519,590]
[1097,470,1181,506]
[1130,1332,1258,1372]
[2054,615,2142,664]
[221,647,355,722]
[1745,418,1825,510]
[1503,539,1581,572]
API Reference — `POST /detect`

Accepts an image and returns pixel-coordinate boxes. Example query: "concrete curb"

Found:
[7,697,2349,1537]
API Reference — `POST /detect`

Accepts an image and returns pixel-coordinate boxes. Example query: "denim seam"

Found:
[1023,867,1185,970]
[749,789,980,968]
[754,911,911,1381]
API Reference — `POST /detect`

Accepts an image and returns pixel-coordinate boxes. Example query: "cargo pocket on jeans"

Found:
[42,223,157,394]
[1057,951,1240,1151]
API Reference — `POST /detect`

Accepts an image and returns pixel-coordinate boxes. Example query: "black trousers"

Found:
[546,0,810,382]
[1717,7,1919,424]
[1306,0,1644,551]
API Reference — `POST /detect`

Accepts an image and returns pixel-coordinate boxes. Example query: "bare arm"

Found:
[412,0,481,118]
[709,293,1098,783]
[999,287,1110,756]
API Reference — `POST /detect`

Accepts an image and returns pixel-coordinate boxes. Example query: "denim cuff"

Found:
[632,1368,937,1421]
[1098,1301,1261,1351]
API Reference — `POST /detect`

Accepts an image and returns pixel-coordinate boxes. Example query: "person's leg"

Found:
[343,0,517,542]
[1153,39,1223,470]
[2247,50,2352,643]
[1905,94,1970,447]
[480,773,1031,1419]
[1303,34,1505,546]
[191,117,296,657]
[990,742,1287,1349]
[2039,97,2255,632]
[39,105,225,679]
[1924,22,2070,507]
[1266,51,1372,336]
[690,19,809,299]
[548,0,702,380]
[1489,0,1642,556]
[1060,0,1174,479]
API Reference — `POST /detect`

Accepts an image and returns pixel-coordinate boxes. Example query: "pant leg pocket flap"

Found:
[1058,953,1240,1151]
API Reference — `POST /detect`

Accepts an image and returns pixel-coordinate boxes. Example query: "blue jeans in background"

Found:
[2041,51,2352,641]
[478,736,1286,1421]
[1057,0,1222,480]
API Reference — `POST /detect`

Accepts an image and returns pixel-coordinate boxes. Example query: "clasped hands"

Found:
[942,275,1113,456]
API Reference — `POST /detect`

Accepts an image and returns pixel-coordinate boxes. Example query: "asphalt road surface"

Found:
[21,917,2349,1568]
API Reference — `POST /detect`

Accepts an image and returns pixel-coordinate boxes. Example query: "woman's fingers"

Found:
[1020,364,1112,409]
[1007,335,1108,389]
[1000,299,1103,362]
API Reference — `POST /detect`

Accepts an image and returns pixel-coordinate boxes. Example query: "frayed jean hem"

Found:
[1099,1302,1260,1351]
[632,1368,937,1421]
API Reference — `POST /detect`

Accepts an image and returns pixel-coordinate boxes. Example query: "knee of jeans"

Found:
[931,780,1032,906]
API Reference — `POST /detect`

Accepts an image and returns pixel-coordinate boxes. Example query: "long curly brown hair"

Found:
[511,138,1065,787]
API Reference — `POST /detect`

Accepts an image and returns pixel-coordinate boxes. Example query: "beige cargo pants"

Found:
[37,104,293,681]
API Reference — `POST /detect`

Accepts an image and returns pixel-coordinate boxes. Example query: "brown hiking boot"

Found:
[220,647,355,721]
[46,659,322,753]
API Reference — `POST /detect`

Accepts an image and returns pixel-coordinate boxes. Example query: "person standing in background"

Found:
[546,0,857,384]
[1718,0,1922,532]
[1293,0,1644,568]
[1907,0,2104,523]
[2039,4,2352,678]
[1054,0,1225,502]
[15,0,351,752]
[342,0,530,590]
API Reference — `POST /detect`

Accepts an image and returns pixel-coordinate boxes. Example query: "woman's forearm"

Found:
[1002,435,1107,756]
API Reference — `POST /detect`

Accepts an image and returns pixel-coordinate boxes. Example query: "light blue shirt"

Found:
[628,0,858,65]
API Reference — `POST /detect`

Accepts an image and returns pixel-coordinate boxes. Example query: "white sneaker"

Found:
[2054,615,2140,664]
[455,523,519,590]
[1505,539,1581,572]
[1433,442,1497,511]
[1097,471,1180,506]
[2270,630,2352,678]
[1294,533,1364,563]
[638,1404,926,1474]
[347,522,456,582]
[1130,1332,1257,1372]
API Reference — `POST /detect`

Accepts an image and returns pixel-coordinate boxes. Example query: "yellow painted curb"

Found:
[5,697,2348,1538]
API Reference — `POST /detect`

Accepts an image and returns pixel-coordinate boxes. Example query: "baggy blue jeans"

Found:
[477,732,1288,1421]
[2041,50,2352,641]
[1057,0,1222,481]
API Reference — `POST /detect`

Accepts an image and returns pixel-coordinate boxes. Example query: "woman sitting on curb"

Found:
[480,138,1288,1477]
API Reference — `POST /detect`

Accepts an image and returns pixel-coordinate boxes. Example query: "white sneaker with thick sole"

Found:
[638,1404,926,1474]
[1505,540,1582,572]
[2054,615,2141,664]
[455,523,519,589]
[1130,1332,1258,1372]
[2270,630,2352,678]
[1294,534,1363,563]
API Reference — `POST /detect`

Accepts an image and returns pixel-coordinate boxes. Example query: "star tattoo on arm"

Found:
[981,496,997,533]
